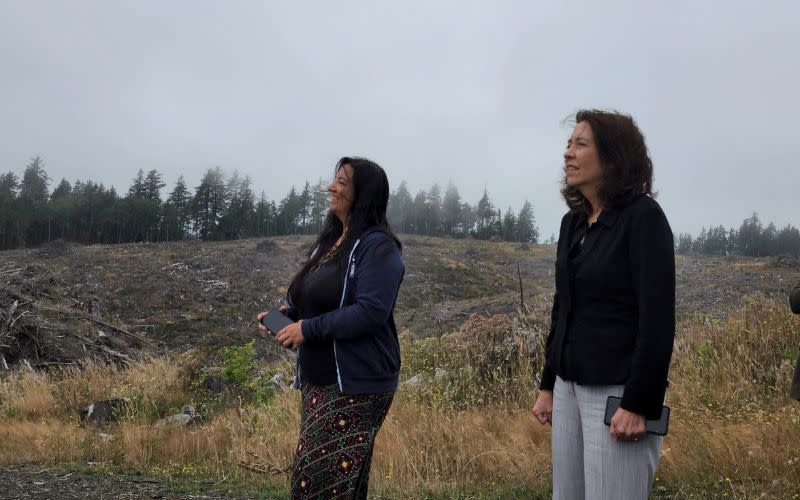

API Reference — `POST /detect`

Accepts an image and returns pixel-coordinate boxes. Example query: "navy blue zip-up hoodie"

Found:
[293,227,404,394]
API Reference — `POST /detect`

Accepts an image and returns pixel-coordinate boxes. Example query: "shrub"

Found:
[221,340,256,385]
[217,341,285,408]
[400,300,549,411]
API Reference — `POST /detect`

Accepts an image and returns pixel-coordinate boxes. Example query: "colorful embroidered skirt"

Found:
[291,384,394,499]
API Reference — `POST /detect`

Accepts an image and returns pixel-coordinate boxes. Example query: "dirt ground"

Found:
[1,236,799,370]
[0,465,248,500]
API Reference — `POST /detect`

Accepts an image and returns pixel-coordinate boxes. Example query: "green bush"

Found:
[216,340,283,408]
[248,376,275,407]
[221,340,256,385]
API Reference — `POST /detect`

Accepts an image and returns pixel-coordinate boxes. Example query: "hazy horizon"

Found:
[2,1,798,239]
[3,156,792,241]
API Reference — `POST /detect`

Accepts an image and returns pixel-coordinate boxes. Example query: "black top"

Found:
[790,280,800,314]
[539,195,676,419]
[560,219,587,378]
[290,247,347,386]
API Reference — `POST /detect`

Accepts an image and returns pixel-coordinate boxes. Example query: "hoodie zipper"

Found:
[333,238,361,391]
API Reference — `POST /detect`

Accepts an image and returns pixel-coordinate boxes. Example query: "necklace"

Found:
[309,242,343,274]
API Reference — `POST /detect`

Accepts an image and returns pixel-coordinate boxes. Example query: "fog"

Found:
[1,1,798,238]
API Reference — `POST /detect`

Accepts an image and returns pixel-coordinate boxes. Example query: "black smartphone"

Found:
[603,396,670,436]
[260,309,295,335]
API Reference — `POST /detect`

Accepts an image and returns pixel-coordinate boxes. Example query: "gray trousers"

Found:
[790,353,800,401]
[552,376,662,500]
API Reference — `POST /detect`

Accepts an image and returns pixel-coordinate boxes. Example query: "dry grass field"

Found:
[1,236,799,498]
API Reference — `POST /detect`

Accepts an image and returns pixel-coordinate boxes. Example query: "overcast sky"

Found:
[1,1,797,238]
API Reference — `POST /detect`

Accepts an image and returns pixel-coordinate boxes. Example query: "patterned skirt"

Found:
[291,384,394,499]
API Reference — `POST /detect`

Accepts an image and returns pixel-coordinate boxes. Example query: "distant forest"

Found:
[5,157,796,256]
[675,215,800,258]
[0,157,540,250]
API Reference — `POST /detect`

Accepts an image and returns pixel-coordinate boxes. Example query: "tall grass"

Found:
[1,293,799,497]
[657,294,800,496]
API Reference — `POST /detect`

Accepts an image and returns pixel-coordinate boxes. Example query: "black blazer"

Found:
[539,195,676,420]
[790,281,800,314]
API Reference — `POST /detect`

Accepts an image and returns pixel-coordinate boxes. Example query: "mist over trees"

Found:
[386,181,538,243]
[5,158,798,258]
[0,159,540,250]
[675,213,800,257]
[7,158,798,257]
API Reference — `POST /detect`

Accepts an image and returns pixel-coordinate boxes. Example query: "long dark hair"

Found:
[561,109,654,214]
[287,156,401,302]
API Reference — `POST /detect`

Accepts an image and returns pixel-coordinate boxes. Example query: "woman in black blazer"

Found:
[532,110,675,499]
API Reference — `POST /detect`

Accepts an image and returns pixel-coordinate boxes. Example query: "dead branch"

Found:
[238,461,291,477]
[238,451,292,477]
[32,361,77,368]
[0,285,32,303]
[53,308,165,353]
[59,329,131,362]
[0,284,168,356]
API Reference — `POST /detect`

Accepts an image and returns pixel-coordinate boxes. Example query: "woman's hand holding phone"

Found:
[256,311,268,335]
[256,305,303,350]
[276,320,304,351]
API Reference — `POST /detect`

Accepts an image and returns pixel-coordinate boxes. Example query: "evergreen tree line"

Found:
[386,181,539,243]
[675,213,800,257]
[0,157,539,250]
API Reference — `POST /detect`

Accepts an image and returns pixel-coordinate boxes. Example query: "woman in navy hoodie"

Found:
[257,157,404,499]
